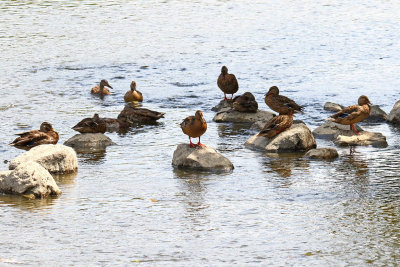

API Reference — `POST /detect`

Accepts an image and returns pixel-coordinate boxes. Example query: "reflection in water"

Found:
[217,123,252,138]
[52,171,78,186]
[261,153,310,180]
[0,194,58,211]
[340,148,369,179]
[76,149,107,164]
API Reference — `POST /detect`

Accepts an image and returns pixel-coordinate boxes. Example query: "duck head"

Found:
[130,81,137,91]
[265,86,279,97]
[195,110,206,124]
[358,95,372,106]
[93,113,100,120]
[40,122,54,132]
[100,79,113,89]
[221,66,228,76]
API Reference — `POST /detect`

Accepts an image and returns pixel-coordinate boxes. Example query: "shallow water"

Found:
[1,0,400,265]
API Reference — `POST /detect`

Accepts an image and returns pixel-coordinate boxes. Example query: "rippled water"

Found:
[1,0,400,265]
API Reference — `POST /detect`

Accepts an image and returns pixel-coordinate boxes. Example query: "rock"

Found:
[324,102,344,112]
[388,100,400,124]
[64,133,116,151]
[0,162,61,198]
[213,109,275,123]
[334,131,388,148]
[211,100,233,112]
[245,123,316,152]
[368,105,388,122]
[304,148,339,160]
[312,121,363,140]
[172,144,234,172]
[9,144,78,174]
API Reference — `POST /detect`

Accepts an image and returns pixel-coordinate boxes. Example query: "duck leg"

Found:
[197,136,205,148]
[224,93,227,101]
[189,137,196,148]
[350,124,360,135]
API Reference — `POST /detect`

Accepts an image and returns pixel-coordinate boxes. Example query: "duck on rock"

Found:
[328,95,372,135]
[9,122,59,150]
[233,92,258,113]
[217,66,239,101]
[72,113,107,134]
[124,81,143,103]
[265,86,303,114]
[91,79,113,96]
[117,103,165,124]
[258,112,294,138]
[180,110,207,147]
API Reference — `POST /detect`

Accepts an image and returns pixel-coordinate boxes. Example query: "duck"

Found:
[72,113,107,134]
[117,103,165,124]
[124,81,143,102]
[233,92,258,113]
[328,95,372,135]
[258,113,294,138]
[180,110,207,147]
[217,66,239,101]
[9,122,59,150]
[264,86,303,114]
[90,79,113,95]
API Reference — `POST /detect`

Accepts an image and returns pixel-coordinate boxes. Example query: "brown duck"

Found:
[117,103,165,124]
[124,81,143,102]
[258,113,294,138]
[329,95,372,135]
[180,110,207,147]
[217,66,239,101]
[264,86,303,114]
[72,113,107,134]
[233,92,258,113]
[91,79,113,95]
[9,122,59,150]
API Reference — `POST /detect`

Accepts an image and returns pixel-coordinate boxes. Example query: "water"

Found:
[1,0,400,265]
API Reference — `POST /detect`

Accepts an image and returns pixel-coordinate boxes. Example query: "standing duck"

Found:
[72,113,107,134]
[124,81,143,102]
[91,79,113,95]
[180,110,207,147]
[9,122,59,150]
[264,86,303,114]
[233,92,258,113]
[329,95,372,135]
[217,66,239,101]
[258,113,294,138]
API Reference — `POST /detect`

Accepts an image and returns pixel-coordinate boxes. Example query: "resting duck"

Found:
[124,81,143,102]
[233,92,258,113]
[180,110,207,147]
[91,79,113,95]
[265,86,303,114]
[329,95,372,135]
[9,122,59,150]
[258,113,294,138]
[217,66,239,101]
[117,103,165,124]
[72,113,107,134]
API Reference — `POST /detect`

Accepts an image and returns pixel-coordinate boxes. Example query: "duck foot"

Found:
[350,124,360,135]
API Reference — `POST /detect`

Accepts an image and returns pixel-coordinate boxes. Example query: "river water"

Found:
[0,0,399,265]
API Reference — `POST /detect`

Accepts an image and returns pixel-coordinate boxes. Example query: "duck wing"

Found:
[330,105,361,121]
[276,95,303,112]
[10,131,51,148]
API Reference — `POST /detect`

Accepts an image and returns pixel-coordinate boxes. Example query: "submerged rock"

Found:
[312,121,363,140]
[304,148,339,160]
[334,131,388,148]
[388,100,400,124]
[323,102,344,112]
[9,144,78,174]
[172,144,234,172]
[64,133,116,151]
[213,109,274,123]
[245,123,316,153]
[0,162,61,198]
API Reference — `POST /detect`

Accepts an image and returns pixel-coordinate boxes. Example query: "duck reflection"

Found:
[217,123,252,138]
[261,153,310,182]
[340,147,369,179]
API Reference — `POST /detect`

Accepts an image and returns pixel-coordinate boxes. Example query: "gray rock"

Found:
[245,123,316,153]
[388,100,400,124]
[213,109,275,123]
[313,121,363,140]
[304,148,339,160]
[9,144,78,174]
[0,162,61,198]
[211,100,233,112]
[334,131,388,148]
[323,102,344,112]
[172,144,234,172]
[64,133,116,150]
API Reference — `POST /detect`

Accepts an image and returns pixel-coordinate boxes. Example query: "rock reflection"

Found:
[217,123,253,138]
[76,149,107,164]
[341,148,369,179]
[0,194,58,211]
[261,153,309,181]
[52,171,78,186]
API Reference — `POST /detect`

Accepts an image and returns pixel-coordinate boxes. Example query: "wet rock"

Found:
[213,109,274,123]
[9,144,78,174]
[172,144,234,172]
[64,133,116,151]
[323,102,344,112]
[245,123,316,153]
[388,100,400,124]
[369,105,388,122]
[304,148,339,160]
[211,100,233,112]
[334,131,388,148]
[313,121,363,140]
[0,162,61,198]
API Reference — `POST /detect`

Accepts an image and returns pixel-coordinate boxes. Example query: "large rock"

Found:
[388,100,400,124]
[334,131,388,148]
[0,162,61,198]
[9,144,78,174]
[304,148,339,160]
[213,109,274,123]
[313,121,363,139]
[64,133,116,150]
[324,102,344,112]
[245,123,316,152]
[172,144,234,172]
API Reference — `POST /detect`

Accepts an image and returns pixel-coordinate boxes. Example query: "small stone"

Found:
[334,131,388,148]
[172,144,234,172]
[213,109,275,123]
[323,102,344,112]
[304,148,339,160]
[64,133,116,151]
[313,121,363,140]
